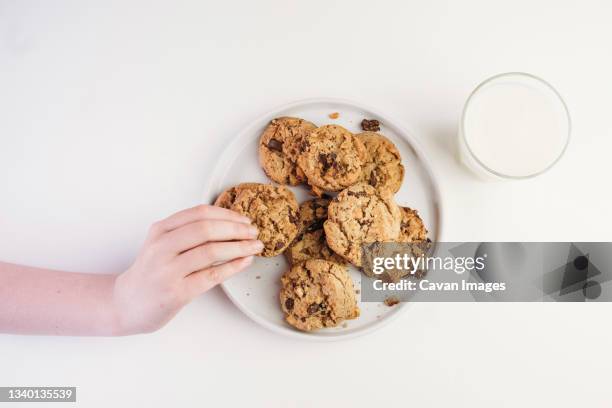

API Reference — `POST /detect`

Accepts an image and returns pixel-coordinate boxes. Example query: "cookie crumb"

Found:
[384,296,400,307]
[328,112,340,119]
[342,323,348,328]
[246,293,250,296]
[355,289,360,294]
[255,275,261,280]
[376,315,381,319]
[361,119,380,131]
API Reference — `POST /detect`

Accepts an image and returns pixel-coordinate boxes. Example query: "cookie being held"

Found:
[324,182,401,267]
[297,125,367,192]
[258,117,316,185]
[280,259,360,332]
[214,182,260,209]
[358,132,404,193]
[214,183,299,257]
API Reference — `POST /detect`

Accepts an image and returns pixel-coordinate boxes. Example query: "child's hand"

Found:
[113,205,262,334]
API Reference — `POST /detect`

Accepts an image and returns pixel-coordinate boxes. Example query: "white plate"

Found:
[204,98,443,341]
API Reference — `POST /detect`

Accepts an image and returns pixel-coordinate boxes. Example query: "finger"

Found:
[185,256,254,298]
[174,240,263,275]
[150,205,252,236]
[159,220,259,254]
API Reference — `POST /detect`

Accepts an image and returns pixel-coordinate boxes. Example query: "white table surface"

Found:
[1,1,611,406]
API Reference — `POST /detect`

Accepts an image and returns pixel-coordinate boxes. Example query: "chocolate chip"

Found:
[369,171,377,187]
[318,153,329,171]
[288,210,298,224]
[361,119,380,132]
[358,219,373,227]
[307,303,319,314]
[274,241,285,250]
[318,152,337,172]
[311,200,324,211]
[347,190,368,198]
[285,298,294,310]
[267,138,283,152]
[306,220,324,232]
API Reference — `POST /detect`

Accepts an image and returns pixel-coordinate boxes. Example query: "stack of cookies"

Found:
[214,116,428,332]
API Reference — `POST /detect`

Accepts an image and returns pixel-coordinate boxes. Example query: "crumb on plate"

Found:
[384,296,400,307]
[361,118,380,131]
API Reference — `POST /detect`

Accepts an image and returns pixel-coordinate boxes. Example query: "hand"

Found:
[113,205,262,335]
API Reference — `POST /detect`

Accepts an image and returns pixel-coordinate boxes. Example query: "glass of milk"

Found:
[459,72,571,180]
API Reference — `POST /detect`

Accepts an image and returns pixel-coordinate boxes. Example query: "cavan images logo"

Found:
[542,243,608,301]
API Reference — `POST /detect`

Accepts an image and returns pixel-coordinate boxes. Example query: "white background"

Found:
[1,0,611,406]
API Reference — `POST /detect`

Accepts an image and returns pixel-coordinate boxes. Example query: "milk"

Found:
[459,73,570,179]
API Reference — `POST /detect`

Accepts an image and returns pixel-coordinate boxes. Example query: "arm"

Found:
[0,205,262,336]
[0,264,119,336]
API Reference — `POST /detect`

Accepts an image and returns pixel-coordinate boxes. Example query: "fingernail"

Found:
[248,225,259,237]
[241,216,253,224]
[253,240,264,251]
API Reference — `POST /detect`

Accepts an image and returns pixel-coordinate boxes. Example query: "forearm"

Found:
[0,205,260,337]
[0,262,121,336]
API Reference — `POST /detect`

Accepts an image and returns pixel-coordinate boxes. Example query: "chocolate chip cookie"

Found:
[280,259,360,331]
[362,207,428,281]
[258,117,316,185]
[324,182,401,267]
[295,198,330,235]
[213,183,260,209]
[286,199,346,265]
[297,124,367,192]
[214,183,299,257]
[398,206,428,242]
[358,132,404,193]
[286,229,347,265]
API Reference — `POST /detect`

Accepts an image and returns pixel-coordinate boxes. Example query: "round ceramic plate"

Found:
[204,98,443,341]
